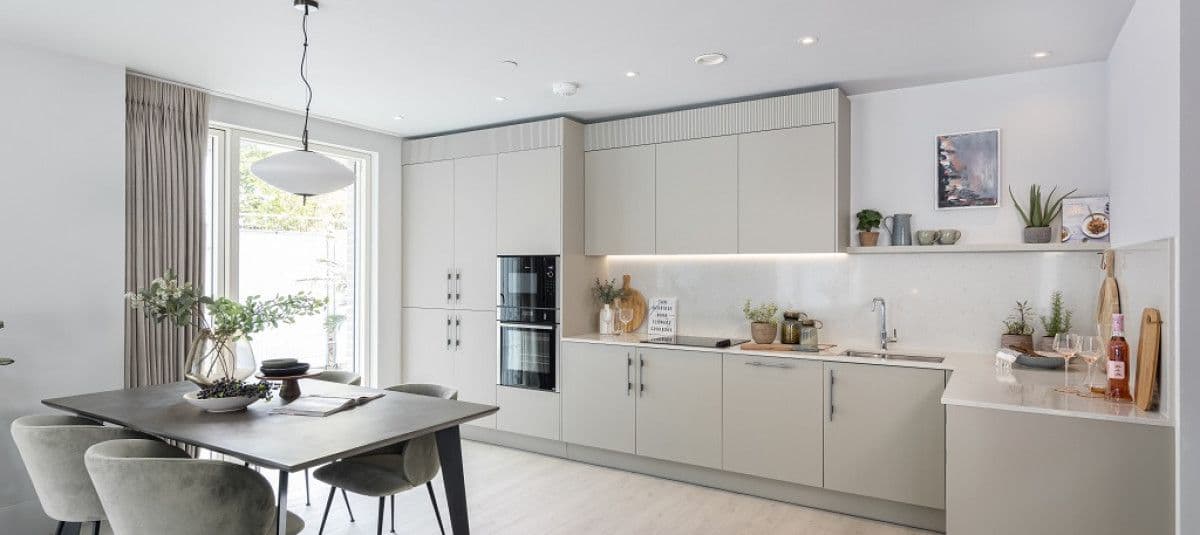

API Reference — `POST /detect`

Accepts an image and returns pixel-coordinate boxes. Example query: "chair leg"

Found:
[376,496,386,535]
[54,521,64,535]
[91,521,101,535]
[390,494,396,533]
[318,486,336,535]
[305,468,311,506]
[427,481,446,535]
[342,488,356,522]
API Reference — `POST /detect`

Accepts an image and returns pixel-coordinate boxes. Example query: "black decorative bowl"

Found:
[260,362,310,377]
[260,358,299,370]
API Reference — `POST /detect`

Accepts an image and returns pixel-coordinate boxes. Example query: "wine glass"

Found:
[618,306,635,336]
[1053,333,1081,393]
[1078,335,1104,393]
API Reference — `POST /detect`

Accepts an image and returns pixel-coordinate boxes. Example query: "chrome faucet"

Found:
[871,298,899,350]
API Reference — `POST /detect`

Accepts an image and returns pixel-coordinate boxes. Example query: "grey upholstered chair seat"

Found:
[313,454,417,496]
[85,439,305,535]
[313,369,362,385]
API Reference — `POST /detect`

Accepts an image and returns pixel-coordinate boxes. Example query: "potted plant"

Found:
[126,270,325,387]
[1001,301,1036,349]
[855,209,883,246]
[743,299,781,344]
[1009,185,1075,243]
[592,278,624,335]
[1039,291,1073,350]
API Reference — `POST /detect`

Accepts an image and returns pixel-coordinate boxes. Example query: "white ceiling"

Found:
[0,0,1134,137]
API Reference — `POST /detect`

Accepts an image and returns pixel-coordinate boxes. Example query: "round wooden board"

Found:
[617,274,647,332]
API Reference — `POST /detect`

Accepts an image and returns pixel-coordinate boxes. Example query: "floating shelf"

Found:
[846,243,1108,254]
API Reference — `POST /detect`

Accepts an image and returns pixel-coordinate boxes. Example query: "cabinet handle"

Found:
[454,315,462,350]
[638,354,645,396]
[455,269,462,302]
[445,315,452,350]
[745,361,795,369]
[827,369,835,422]
[626,353,632,396]
[446,270,453,303]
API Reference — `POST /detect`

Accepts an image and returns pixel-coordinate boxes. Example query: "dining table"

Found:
[43,380,499,535]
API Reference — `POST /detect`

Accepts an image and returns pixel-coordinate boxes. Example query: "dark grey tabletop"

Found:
[43,380,498,471]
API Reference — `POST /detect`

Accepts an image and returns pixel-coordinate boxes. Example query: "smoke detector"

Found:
[552,81,580,97]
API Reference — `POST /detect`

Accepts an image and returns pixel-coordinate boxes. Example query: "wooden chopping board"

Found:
[1097,249,1121,341]
[618,274,646,332]
[1134,307,1162,411]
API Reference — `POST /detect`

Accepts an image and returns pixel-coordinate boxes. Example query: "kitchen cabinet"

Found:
[401,161,454,308]
[452,155,498,310]
[497,147,562,255]
[400,308,497,428]
[497,386,561,440]
[654,136,739,254]
[823,362,945,508]
[722,354,823,487]
[562,342,636,454]
[635,347,723,469]
[738,125,840,253]
[584,145,656,255]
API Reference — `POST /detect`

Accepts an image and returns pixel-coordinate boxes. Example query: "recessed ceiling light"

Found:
[625,71,639,78]
[1032,50,1052,59]
[392,114,404,120]
[694,53,727,66]
[798,36,819,46]
[493,96,507,102]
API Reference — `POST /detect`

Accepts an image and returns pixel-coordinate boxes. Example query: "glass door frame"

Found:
[207,123,378,382]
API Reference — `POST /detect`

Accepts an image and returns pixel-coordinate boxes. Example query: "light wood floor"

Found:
[285,440,935,535]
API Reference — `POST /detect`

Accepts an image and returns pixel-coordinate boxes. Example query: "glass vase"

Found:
[185,331,256,386]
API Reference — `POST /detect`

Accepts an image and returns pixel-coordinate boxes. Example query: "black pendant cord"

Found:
[299,4,313,151]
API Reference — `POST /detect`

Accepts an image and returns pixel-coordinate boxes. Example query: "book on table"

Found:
[269,393,385,417]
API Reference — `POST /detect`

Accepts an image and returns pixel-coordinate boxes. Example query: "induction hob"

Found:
[641,335,750,348]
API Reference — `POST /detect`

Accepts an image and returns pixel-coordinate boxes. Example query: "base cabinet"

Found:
[400,308,496,428]
[562,342,635,454]
[722,354,823,487]
[634,347,723,469]
[496,386,561,440]
[823,362,945,509]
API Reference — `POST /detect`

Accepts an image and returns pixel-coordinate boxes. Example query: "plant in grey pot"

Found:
[855,209,883,246]
[743,300,781,344]
[1009,185,1075,243]
[1001,301,1036,350]
[1039,291,1073,350]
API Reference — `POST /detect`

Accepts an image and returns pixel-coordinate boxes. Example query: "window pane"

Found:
[237,139,357,371]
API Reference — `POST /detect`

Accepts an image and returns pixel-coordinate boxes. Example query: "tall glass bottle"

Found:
[1106,313,1131,400]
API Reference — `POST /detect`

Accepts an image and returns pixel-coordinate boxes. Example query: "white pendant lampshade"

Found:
[251,150,354,197]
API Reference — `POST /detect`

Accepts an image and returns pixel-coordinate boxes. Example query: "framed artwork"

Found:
[936,129,1000,209]
[1060,196,1110,243]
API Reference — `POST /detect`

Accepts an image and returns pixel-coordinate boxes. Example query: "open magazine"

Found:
[269,393,385,417]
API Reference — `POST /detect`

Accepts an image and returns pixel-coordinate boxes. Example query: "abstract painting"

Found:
[936,129,1000,209]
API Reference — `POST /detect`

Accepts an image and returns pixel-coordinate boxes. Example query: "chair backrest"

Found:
[10,414,148,522]
[313,369,362,385]
[382,383,458,485]
[85,439,277,535]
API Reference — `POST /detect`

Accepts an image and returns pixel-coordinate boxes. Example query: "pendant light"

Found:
[250,0,354,200]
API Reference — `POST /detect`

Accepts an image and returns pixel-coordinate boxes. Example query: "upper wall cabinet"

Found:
[584,146,655,255]
[402,160,455,308]
[582,89,850,256]
[498,147,563,255]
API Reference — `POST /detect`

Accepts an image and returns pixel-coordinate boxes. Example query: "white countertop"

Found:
[562,333,1173,427]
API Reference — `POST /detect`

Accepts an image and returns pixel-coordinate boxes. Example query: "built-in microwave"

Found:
[497,255,558,391]
[497,255,557,312]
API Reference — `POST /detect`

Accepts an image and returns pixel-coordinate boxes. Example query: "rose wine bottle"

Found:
[1107,313,1131,400]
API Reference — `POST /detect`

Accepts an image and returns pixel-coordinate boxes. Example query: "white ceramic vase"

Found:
[599,303,615,335]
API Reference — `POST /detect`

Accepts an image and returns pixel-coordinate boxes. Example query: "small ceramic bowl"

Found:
[183,391,259,413]
[937,229,961,245]
[915,230,940,246]
[260,358,299,369]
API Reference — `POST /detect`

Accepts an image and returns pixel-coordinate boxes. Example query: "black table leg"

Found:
[276,470,289,535]
[58,522,80,535]
[434,425,469,534]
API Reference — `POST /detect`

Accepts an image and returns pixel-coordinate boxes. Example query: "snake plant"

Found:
[1009,185,1076,228]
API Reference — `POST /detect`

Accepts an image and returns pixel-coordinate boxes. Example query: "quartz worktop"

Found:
[562,333,1173,427]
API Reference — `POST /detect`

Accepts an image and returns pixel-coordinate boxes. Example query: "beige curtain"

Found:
[124,75,208,387]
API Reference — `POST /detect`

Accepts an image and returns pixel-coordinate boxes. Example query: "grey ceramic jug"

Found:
[883,213,913,246]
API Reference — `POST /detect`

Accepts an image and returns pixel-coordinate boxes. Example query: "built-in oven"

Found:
[497,255,558,391]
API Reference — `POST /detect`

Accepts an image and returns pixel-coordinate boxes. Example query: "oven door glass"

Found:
[498,322,556,391]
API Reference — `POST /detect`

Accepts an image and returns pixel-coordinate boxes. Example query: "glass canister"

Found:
[798,319,823,351]
[780,311,807,345]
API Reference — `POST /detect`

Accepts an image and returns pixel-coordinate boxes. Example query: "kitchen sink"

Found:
[840,349,945,363]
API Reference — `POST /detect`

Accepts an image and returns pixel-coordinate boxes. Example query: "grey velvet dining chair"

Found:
[302,369,364,508]
[313,383,458,535]
[11,414,151,535]
[84,438,306,535]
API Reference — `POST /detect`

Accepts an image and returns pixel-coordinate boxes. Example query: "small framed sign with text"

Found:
[647,298,677,338]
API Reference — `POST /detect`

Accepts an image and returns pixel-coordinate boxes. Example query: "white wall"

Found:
[851,63,1109,244]
[0,40,125,531]
[1176,0,1196,533]
[208,97,404,387]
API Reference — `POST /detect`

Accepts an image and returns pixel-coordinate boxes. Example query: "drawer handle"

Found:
[745,361,795,369]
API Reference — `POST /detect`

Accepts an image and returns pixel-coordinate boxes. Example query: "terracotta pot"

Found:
[858,231,880,247]
[1039,336,1056,351]
[1000,334,1034,351]
[750,322,778,344]
[1023,226,1053,244]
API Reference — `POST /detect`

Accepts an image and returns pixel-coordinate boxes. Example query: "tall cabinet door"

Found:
[823,362,946,508]
[738,125,837,253]
[584,146,655,255]
[635,347,723,469]
[453,310,497,428]
[654,136,739,254]
[562,342,636,454]
[400,307,453,386]
[497,147,562,255]
[402,161,455,308]
[453,155,498,311]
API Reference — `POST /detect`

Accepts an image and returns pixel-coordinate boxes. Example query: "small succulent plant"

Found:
[743,300,781,325]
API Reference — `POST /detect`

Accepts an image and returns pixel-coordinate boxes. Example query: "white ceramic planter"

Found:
[183,391,259,413]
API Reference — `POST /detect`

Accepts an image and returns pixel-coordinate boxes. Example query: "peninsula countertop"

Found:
[562,333,1172,427]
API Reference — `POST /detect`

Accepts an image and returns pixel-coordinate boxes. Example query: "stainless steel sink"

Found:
[840,349,944,363]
